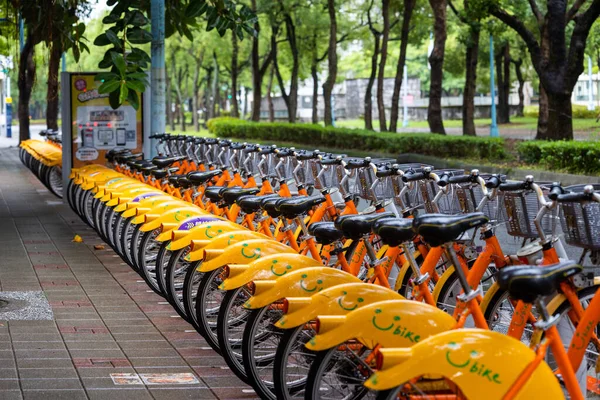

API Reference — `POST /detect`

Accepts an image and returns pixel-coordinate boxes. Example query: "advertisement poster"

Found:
[70,73,143,168]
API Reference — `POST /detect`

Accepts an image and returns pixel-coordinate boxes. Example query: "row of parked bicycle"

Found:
[63,133,600,399]
[19,130,63,198]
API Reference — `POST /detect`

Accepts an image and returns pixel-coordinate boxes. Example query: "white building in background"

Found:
[572,73,600,108]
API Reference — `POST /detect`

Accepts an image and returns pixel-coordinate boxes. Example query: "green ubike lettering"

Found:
[351,243,366,265]
[445,345,502,384]
[572,319,595,351]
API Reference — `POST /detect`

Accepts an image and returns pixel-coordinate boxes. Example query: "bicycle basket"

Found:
[559,184,600,250]
[502,182,555,238]
[418,169,464,214]
[455,174,505,222]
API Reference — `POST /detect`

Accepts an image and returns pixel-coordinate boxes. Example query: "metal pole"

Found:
[588,56,594,111]
[489,34,499,138]
[150,0,166,157]
[402,64,409,128]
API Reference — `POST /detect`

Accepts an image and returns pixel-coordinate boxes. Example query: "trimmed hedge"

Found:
[524,105,599,119]
[207,118,508,161]
[517,140,600,175]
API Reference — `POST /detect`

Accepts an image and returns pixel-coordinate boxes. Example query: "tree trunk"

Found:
[513,59,525,117]
[212,52,218,119]
[46,40,62,130]
[462,26,480,136]
[545,92,573,140]
[365,32,380,131]
[323,0,337,127]
[18,34,35,143]
[166,65,174,131]
[243,87,249,119]
[389,0,416,132]
[231,32,239,118]
[311,61,319,124]
[250,0,262,121]
[192,65,201,132]
[536,83,549,139]
[376,0,391,132]
[284,14,299,123]
[427,0,447,135]
[494,45,510,124]
[267,65,275,122]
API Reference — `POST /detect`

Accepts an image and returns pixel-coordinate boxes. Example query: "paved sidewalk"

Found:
[0,147,256,399]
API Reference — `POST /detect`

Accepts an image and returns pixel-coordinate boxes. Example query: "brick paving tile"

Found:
[0,148,258,399]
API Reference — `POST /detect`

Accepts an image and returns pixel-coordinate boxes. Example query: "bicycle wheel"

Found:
[154,242,172,296]
[47,166,63,198]
[111,212,126,257]
[119,217,138,271]
[305,343,376,400]
[242,305,285,399]
[483,286,536,343]
[137,229,163,295]
[195,268,226,353]
[217,287,253,384]
[183,262,203,329]
[130,224,145,271]
[545,285,600,398]
[165,248,193,320]
[273,325,318,400]
[436,265,496,323]
[104,207,118,247]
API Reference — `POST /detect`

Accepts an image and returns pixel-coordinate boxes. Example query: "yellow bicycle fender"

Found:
[168,221,242,251]
[106,198,120,207]
[115,192,165,212]
[306,300,455,351]
[122,197,174,218]
[276,283,402,329]
[393,251,421,292]
[432,265,456,303]
[155,214,226,242]
[365,329,563,399]
[185,230,266,261]
[244,267,359,309]
[139,207,203,232]
[130,199,190,223]
[479,281,502,314]
[199,239,295,273]
[220,254,321,291]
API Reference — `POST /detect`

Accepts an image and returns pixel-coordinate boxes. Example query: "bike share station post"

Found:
[60,71,151,195]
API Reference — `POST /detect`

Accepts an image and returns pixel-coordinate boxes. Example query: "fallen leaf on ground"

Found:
[94,245,105,250]
[72,235,83,243]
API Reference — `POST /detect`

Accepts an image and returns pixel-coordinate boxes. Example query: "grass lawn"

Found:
[334,117,600,133]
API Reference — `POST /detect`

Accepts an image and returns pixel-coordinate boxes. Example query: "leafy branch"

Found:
[94,0,257,110]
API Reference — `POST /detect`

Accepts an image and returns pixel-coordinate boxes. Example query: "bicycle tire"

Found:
[304,345,374,400]
[137,229,163,295]
[216,287,252,384]
[242,306,284,399]
[182,261,203,330]
[154,242,172,296]
[164,248,193,320]
[195,267,225,353]
[273,325,316,400]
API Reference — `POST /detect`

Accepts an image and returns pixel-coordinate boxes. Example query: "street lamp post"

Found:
[489,34,499,138]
